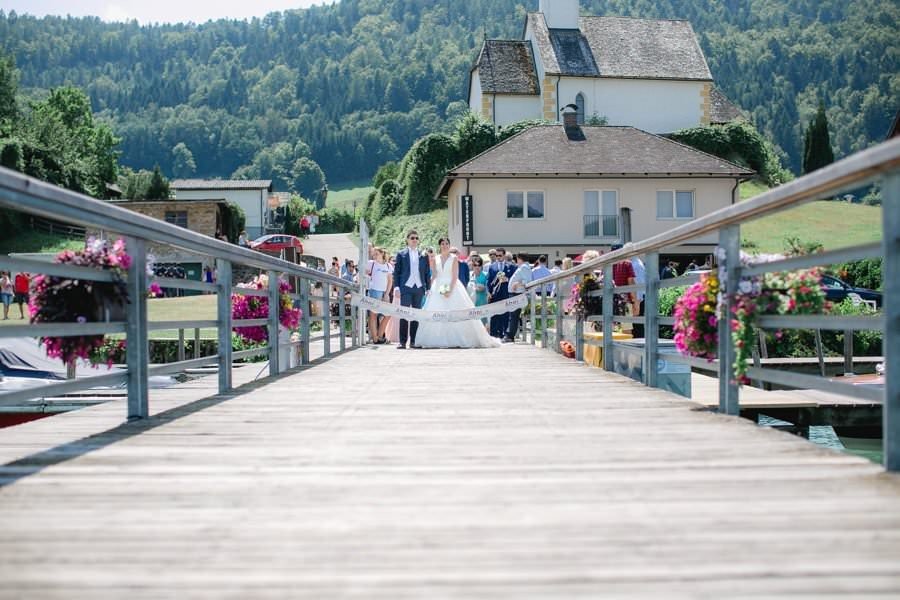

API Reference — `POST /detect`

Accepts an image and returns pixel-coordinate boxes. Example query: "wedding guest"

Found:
[631,255,646,338]
[467,256,489,328]
[450,247,469,286]
[611,244,636,317]
[386,287,401,343]
[13,272,30,319]
[328,257,340,278]
[0,271,13,320]
[503,253,533,342]
[487,247,514,337]
[531,255,552,296]
[238,230,249,247]
[365,247,393,344]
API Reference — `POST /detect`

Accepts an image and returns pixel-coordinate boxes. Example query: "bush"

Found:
[220,202,245,243]
[371,179,402,222]
[669,121,791,186]
[397,133,458,215]
[833,258,882,291]
[369,208,448,253]
[316,207,355,233]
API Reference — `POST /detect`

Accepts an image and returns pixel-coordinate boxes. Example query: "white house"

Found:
[468,0,742,131]
[171,179,274,239]
[437,115,754,259]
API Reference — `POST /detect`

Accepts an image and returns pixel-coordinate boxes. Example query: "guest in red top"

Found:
[610,244,636,317]
[13,272,30,319]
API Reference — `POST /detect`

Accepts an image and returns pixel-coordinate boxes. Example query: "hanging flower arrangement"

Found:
[730,267,828,383]
[231,274,302,343]
[673,271,720,360]
[563,273,602,317]
[29,237,132,368]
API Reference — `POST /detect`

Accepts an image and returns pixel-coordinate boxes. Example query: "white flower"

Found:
[738,280,753,294]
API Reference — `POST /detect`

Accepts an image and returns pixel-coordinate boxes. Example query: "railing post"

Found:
[540,284,548,349]
[216,258,232,394]
[717,224,741,415]
[843,329,854,374]
[177,328,185,362]
[602,264,614,371]
[193,328,200,359]
[575,309,584,362]
[268,269,279,376]
[323,283,331,357]
[338,289,347,351]
[555,284,563,353]
[300,278,310,365]
[882,170,899,471]
[644,252,659,388]
[125,236,149,420]
[529,290,537,345]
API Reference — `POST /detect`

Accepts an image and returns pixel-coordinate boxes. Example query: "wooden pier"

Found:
[1,343,899,598]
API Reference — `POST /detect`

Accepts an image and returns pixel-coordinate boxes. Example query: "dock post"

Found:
[125,236,149,420]
[717,225,741,415]
[644,252,659,388]
[883,171,899,471]
[216,258,232,393]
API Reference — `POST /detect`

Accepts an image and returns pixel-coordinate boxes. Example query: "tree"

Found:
[453,112,496,162]
[171,142,196,178]
[146,165,170,200]
[0,52,17,131]
[803,103,835,174]
[291,157,327,208]
[398,133,458,215]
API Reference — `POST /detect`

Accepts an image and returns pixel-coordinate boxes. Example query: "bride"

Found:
[415,238,500,349]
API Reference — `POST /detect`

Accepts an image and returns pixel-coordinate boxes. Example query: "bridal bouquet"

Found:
[438,283,451,296]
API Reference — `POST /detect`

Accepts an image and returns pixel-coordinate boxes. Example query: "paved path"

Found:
[1,343,899,598]
[301,233,359,265]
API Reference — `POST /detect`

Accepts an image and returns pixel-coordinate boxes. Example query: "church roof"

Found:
[709,87,745,124]
[527,14,713,81]
[437,125,752,196]
[473,40,540,95]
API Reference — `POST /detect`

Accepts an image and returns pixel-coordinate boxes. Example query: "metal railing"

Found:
[583,214,619,238]
[0,167,361,420]
[524,137,900,471]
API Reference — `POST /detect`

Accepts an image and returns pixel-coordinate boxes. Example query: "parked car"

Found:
[820,274,882,308]
[249,234,304,254]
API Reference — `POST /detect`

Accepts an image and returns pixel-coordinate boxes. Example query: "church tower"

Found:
[539,0,580,29]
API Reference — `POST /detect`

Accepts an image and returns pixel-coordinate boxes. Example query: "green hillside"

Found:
[1,0,895,184]
[739,181,883,253]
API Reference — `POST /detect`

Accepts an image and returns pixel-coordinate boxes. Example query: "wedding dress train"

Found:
[415,254,500,349]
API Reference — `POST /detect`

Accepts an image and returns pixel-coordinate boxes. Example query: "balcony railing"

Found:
[584,214,618,238]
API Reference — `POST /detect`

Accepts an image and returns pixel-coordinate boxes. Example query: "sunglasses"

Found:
[408,236,419,240]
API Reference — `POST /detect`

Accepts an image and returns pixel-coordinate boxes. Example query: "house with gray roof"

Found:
[468,0,742,132]
[171,179,273,239]
[439,111,754,258]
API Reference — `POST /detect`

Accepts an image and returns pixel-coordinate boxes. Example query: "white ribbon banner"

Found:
[350,292,529,323]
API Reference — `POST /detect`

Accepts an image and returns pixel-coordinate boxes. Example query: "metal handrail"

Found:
[0,166,361,420]
[522,136,899,471]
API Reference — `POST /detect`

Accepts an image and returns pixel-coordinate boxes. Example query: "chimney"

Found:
[560,104,585,141]
[561,104,578,128]
[539,0,580,30]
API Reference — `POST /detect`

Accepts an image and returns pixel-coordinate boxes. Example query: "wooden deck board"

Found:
[1,343,899,598]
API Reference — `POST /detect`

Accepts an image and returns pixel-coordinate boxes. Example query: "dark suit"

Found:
[457,260,470,287]
[393,246,431,346]
[486,261,516,337]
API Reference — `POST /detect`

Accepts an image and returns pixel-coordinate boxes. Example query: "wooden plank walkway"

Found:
[1,343,899,598]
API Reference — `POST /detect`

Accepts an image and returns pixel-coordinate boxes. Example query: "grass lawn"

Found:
[0,231,84,255]
[0,294,220,339]
[738,181,882,254]
[326,181,373,214]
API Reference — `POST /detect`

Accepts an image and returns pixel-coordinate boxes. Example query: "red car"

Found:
[250,234,304,254]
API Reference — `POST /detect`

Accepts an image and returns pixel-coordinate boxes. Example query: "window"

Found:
[507,190,544,219]
[583,190,618,237]
[656,190,694,219]
[575,93,585,125]
[165,211,188,228]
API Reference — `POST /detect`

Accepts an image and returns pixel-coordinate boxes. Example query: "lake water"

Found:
[758,415,883,464]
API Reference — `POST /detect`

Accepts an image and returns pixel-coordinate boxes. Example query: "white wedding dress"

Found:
[415,254,500,349]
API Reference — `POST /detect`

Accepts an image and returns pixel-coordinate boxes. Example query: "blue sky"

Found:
[0,0,326,24]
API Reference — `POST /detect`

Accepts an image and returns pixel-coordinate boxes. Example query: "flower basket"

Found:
[673,271,720,361]
[30,238,132,367]
[231,274,302,343]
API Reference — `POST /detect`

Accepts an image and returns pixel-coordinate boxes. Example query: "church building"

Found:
[467,0,742,132]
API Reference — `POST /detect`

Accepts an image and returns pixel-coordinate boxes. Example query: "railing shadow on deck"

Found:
[0,166,363,422]
[521,136,900,471]
[0,347,357,488]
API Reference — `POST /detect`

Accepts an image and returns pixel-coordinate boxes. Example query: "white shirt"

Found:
[405,248,423,288]
[631,257,646,301]
[508,263,533,294]
[368,261,392,292]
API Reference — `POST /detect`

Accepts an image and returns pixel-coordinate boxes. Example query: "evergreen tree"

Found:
[0,53,17,130]
[171,142,196,178]
[146,165,170,200]
[803,103,835,174]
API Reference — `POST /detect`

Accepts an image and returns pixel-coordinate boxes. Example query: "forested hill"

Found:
[1,0,896,186]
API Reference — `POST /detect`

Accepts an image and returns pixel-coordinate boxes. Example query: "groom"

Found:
[393,229,431,349]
